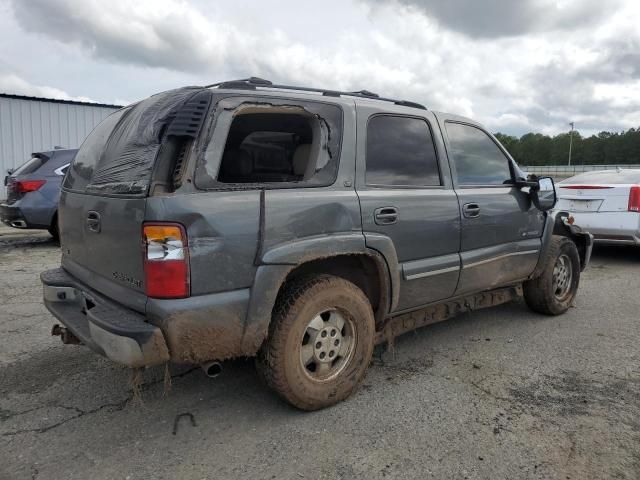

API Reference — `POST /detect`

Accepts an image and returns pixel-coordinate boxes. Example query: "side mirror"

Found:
[531,176,557,211]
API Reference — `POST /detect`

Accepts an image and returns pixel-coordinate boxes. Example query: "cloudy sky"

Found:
[1,0,639,136]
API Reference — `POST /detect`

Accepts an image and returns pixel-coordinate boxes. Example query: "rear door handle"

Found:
[462,203,481,218]
[374,207,398,225]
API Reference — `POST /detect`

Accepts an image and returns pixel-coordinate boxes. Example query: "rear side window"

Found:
[446,122,512,185]
[366,115,440,186]
[196,99,343,189]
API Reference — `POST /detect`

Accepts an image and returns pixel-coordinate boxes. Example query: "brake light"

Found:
[560,185,613,190]
[143,223,190,298]
[629,186,640,212]
[15,180,46,192]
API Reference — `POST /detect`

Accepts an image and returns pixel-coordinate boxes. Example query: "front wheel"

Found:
[257,275,375,410]
[523,236,580,315]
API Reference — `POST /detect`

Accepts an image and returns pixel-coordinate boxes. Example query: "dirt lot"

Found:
[1,225,639,480]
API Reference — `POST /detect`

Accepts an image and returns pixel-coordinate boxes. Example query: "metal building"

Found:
[0,93,121,195]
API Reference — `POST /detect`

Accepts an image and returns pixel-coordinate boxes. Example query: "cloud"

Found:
[386,0,619,39]
[9,0,247,72]
[3,0,640,137]
[0,72,94,102]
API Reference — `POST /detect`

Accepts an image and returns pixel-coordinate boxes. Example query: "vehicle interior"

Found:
[217,109,322,184]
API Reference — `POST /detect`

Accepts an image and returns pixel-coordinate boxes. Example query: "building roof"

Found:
[0,92,123,109]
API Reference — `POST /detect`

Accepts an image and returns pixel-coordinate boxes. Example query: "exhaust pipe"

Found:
[51,324,81,344]
[10,220,27,228]
[201,361,223,378]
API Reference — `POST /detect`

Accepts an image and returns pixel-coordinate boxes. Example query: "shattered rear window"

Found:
[195,98,343,189]
[64,87,209,195]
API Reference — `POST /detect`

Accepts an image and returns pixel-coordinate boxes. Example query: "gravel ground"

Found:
[1,225,639,480]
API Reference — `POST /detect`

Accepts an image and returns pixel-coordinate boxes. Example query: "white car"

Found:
[556,169,640,245]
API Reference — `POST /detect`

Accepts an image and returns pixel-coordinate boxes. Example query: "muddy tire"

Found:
[523,235,580,315]
[257,275,375,411]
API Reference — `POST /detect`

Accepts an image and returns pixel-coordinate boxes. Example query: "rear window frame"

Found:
[193,95,345,192]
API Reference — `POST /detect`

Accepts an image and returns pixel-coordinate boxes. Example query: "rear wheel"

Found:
[257,275,375,410]
[523,236,580,315]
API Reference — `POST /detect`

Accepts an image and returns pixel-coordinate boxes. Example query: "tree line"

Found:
[494,128,640,166]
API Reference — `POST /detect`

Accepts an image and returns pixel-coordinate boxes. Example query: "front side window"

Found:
[446,122,513,185]
[366,115,441,186]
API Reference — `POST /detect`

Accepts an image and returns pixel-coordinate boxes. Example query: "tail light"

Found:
[143,223,190,298]
[629,186,640,212]
[15,180,46,193]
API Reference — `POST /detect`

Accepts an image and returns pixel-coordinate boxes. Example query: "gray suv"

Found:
[2,148,77,239]
[41,78,593,410]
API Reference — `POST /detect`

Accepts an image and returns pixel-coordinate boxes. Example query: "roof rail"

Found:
[204,77,427,110]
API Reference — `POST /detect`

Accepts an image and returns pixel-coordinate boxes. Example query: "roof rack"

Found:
[204,77,427,110]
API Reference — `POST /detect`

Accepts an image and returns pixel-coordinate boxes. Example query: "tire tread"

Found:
[523,235,579,315]
[257,275,373,410]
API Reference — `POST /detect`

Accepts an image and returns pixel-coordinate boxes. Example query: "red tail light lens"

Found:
[15,180,46,192]
[629,186,640,212]
[143,223,190,298]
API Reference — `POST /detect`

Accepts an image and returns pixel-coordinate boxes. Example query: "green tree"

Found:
[493,127,640,166]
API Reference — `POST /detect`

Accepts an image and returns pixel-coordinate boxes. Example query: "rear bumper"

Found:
[41,267,256,366]
[41,268,170,367]
[0,203,28,228]
[569,211,640,245]
[0,200,52,229]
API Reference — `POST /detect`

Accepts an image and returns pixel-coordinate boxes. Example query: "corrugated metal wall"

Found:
[0,95,120,196]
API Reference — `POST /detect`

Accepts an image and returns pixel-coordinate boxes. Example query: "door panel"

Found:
[458,187,543,251]
[436,116,545,296]
[458,238,541,293]
[359,189,461,310]
[355,106,461,312]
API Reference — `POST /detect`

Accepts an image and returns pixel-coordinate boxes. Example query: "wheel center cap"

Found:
[313,326,342,363]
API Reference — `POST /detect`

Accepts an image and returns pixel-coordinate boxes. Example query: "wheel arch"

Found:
[241,250,392,353]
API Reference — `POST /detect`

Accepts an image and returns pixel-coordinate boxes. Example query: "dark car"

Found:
[41,78,593,410]
[1,148,77,238]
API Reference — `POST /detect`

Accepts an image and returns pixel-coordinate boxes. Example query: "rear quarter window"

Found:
[64,87,210,195]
